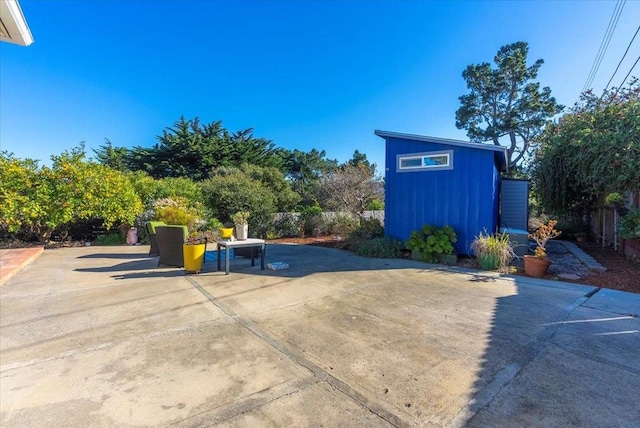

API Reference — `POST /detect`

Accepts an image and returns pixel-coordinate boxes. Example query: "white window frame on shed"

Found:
[396,150,453,172]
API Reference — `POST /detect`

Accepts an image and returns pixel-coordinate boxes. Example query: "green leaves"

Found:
[98,117,288,181]
[533,81,640,215]
[0,148,142,242]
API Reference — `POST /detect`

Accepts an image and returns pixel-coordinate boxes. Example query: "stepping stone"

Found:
[558,273,581,280]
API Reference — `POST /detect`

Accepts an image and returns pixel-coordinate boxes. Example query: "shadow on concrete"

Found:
[458,273,639,426]
[77,252,150,260]
[75,259,160,273]
[111,270,188,280]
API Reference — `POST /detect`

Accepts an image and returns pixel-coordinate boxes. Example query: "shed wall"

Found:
[384,137,500,255]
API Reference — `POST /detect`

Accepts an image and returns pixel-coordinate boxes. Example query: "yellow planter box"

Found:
[183,244,206,274]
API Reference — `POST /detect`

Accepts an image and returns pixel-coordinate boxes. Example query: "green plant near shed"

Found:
[470,230,515,272]
[618,208,640,239]
[406,225,457,263]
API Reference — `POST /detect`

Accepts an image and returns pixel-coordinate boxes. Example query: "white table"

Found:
[216,238,266,275]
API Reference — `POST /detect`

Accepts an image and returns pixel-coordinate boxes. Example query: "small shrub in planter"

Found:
[523,220,562,277]
[406,225,457,263]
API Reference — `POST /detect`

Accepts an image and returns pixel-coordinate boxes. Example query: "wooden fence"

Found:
[274,210,385,225]
[590,190,640,256]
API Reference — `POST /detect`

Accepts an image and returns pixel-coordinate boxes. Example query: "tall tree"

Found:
[92,138,129,172]
[456,41,563,169]
[281,148,338,206]
[126,117,285,181]
[347,149,375,175]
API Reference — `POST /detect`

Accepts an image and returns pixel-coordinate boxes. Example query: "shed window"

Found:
[397,150,453,172]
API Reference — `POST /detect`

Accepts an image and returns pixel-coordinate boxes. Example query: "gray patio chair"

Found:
[145,221,166,257]
[155,225,188,267]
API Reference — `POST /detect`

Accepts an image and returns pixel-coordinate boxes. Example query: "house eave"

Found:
[0,0,33,46]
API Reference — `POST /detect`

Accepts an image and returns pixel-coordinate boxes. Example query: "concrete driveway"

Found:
[1,244,638,427]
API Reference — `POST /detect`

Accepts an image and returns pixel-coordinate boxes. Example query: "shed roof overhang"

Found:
[0,0,33,46]
[375,129,508,172]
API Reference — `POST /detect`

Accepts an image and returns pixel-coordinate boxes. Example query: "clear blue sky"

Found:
[1,0,639,172]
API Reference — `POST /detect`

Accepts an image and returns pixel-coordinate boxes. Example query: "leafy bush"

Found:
[406,225,457,263]
[0,148,142,242]
[273,213,301,238]
[95,233,125,245]
[354,237,402,258]
[327,214,359,237]
[533,82,640,216]
[618,208,640,239]
[152,197,200,231]
[299,202,326,237]
[200,168,276,237]
[470,231,515,272]
[366,199,384,210]
[353,218,384,239]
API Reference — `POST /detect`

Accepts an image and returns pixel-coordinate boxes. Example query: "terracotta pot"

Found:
[523,255,551,278]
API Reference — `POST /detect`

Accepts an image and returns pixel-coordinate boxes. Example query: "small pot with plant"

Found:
[471,231,516,272]
[524,220,561,278]
[183,230,216,274]
[605,192,628,216]
[231,211,250,240]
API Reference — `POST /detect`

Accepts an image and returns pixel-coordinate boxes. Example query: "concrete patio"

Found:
[1,244,638,427]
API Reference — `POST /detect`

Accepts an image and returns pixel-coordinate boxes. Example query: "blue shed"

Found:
[375,130,508,255]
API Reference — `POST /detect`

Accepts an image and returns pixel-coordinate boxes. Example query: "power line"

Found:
[607,55,640,106]
[581,0,626,93]
[604,24,640,91]
[616,55,640,90]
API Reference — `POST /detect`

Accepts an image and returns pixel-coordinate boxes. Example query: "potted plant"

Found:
[406,225,457,264]
[470,231,516,272]
[231,211,250,240]
[605,192,628,216]
[183,230,216,274]
[524,220,561,278]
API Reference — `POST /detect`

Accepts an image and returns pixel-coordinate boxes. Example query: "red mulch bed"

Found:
[268,236,640,294]
[572,242,640,294]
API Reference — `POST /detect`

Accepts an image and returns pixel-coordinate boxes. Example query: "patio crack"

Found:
[186,276,410,427]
